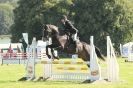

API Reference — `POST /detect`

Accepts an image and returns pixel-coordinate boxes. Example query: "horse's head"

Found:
[42,24,59,41]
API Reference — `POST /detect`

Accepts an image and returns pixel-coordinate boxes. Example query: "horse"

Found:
[42,24,105,67]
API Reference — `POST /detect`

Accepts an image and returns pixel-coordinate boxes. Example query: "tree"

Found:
[0,3,14,35]
[11,0,45,43]
[11,0,73,43]
[73,0,133,54]
[11,0,133,54]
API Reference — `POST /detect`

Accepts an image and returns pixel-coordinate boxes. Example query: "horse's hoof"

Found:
[54,56,59,60]
[48,55,51,59]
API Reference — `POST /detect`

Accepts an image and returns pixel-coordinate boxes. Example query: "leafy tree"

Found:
[0,0,18,3]
[0,3,14,35]
[11,0,133,54]
[11,0,45,43]
[73,0,133,54]
[11,0,73,43]
[42,0,73,28]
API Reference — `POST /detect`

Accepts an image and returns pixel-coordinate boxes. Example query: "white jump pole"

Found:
[89,36,101,81]
[0,53,2,64]
[107,36,119,82]
[26,37,36,81]
[43,38,52,79]
[22,33,31,80]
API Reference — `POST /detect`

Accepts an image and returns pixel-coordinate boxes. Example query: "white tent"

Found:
[120,42,133,57]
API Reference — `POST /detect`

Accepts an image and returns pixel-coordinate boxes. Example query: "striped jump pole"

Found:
[57,67,88,71]
[40,60,90,65]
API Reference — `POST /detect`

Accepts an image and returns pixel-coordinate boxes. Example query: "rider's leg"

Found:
[49,44,60,60]
[73,33,77,41]
[72,33,78,53]
[66,33,73,48]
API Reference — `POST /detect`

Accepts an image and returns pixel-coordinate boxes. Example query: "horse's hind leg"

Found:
[81,44,91,68]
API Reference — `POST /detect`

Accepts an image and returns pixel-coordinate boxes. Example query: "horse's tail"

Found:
[95,46,105,61]
[81,42,105,61]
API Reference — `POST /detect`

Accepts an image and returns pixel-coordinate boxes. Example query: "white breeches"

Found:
[72,33,77,41]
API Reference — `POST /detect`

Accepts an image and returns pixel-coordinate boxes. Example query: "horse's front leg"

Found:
[46,44,60,60]
[51,48,59,60]
[46,45,52,59]
[49,44,60,60]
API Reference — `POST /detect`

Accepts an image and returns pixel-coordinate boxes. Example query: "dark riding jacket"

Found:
[63,20,78,34]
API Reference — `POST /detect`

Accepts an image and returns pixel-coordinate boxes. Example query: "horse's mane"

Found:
[48,24,59,33]
[48,24,66,36]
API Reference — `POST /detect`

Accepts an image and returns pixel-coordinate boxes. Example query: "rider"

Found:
[61,15,78,42]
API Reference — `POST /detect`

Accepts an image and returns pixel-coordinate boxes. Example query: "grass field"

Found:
[0,58,133,88]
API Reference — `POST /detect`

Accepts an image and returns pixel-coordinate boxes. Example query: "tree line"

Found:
[11,0,133,54]
[0,0,18,35]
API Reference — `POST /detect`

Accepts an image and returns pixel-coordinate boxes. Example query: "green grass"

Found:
[0,58,133,88]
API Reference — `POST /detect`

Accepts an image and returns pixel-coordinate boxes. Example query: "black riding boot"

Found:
[74,40,78,53]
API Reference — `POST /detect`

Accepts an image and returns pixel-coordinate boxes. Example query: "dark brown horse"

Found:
[42,24,105,67]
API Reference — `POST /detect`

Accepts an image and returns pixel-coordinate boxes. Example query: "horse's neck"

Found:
[50,25,69,48]
[51,34,68,48]
[50,25,59,34]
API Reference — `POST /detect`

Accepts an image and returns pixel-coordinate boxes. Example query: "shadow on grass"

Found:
[0,80,17,83]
